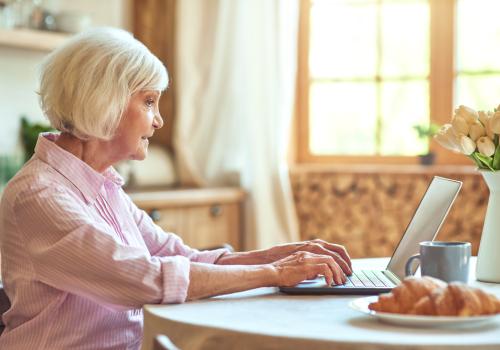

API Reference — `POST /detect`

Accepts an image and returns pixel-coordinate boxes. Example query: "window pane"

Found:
[455,75,500,111]
[380,80,429,155]
[310,0,377,79]
[310,82,377,155]
[457,0,500,72]
[381,1,429,77]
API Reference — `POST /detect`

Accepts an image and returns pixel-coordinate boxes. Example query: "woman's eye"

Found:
[146,99,155,107]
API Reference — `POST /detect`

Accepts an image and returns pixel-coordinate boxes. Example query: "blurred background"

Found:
[0,0,496,257]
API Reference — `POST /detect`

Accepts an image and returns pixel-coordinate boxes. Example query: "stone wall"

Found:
[290,165,487,258]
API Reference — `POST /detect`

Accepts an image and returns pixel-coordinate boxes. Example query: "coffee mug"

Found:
[405,241,471,283]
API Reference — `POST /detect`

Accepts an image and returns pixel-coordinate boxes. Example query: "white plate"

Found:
[349,296,500,328]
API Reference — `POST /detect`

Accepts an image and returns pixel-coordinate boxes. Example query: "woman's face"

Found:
[113,90,163,161]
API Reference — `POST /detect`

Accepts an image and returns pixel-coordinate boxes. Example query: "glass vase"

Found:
[476,170,500,283]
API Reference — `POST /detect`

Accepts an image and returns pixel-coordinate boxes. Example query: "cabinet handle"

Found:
[210,205,223,217]
[149,209,161,222]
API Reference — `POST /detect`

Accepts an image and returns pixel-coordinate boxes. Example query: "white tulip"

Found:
[476,136,496,157]
[455,105,479,124]
[482,111,495,139]
[469,122,486,141]
[434,124,461,152]
[490,111,500,134]
[478,110,490,126]
[451,115,470,135]
[459,135,476,155]
[448,127,463,151]
[478,111,495,139]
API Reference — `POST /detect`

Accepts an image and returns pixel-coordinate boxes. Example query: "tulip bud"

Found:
[459,135,476,155]
[469,122,486,141]
[478,111,490,126]
[455,105,479,124]
[490,111,500,134]
[476,136,496,157]
[484,112,495,139]
[451,116,470,135]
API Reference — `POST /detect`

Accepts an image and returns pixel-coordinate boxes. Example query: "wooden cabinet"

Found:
[127,188,246,251]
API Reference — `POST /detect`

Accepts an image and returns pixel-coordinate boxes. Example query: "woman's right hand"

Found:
[270,251,347,287]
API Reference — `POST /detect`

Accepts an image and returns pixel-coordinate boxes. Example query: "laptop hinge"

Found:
[384,270,401,285]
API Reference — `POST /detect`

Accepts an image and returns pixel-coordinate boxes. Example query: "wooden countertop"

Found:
[127,187,246,207]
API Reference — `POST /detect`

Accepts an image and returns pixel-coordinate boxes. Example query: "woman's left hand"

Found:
[215,239,352,275]
[265,239,352,275]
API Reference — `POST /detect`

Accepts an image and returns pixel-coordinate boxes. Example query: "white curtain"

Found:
[174,0,299,249]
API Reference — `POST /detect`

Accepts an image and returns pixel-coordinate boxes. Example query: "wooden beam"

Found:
[133,0,176,151]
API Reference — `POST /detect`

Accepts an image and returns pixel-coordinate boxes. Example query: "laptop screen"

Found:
[386,176,462,281]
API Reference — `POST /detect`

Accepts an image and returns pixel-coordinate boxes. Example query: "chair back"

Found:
[0,283,11,335]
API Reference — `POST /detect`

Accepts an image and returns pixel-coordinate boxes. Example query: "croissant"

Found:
[410,282,500,316]
[368,276,446,314]
[368,277,500,317]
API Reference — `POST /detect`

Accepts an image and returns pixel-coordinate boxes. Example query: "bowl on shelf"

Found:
[55,12,91,33]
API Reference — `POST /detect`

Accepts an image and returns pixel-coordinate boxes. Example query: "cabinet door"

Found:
[147,207,184,236]
[182,203,240,250]
[145,204,241,250]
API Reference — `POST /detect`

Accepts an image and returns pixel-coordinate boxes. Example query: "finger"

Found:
[322,243,352,270]
[307,244,352,275]
[308,263,333,286]
[311,239,352,268]
[325,256,346,285]
[313,255,344,284]
[298,240,352,270]
[298,255,345,285]
[325,259,344,285]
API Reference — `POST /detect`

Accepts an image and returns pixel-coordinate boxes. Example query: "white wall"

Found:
[0,0,131,154]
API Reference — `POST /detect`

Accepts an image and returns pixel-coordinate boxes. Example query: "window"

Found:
[297,0,500,165]
[455,1,500,110]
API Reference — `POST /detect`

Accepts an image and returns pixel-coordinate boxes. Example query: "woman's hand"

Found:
[266,239,352,276]
[271,251,347,286]
[188,251,345,301]
[215,239,352,278]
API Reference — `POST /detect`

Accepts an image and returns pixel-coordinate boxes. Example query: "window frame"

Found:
[296,0,469,165]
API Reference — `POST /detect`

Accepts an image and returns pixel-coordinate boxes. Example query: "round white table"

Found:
[141,258,500,350]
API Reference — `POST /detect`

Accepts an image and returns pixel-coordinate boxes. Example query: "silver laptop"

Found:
[279,176,462,295]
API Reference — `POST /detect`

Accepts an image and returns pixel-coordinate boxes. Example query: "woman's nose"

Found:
[153,112,164,129]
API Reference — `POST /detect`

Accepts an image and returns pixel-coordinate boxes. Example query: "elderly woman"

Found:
[0,28,351,349]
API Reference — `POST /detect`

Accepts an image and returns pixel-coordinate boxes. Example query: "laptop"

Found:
[279,176,462,295]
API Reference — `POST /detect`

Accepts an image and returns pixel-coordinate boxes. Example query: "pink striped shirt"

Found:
[0,133,226,349]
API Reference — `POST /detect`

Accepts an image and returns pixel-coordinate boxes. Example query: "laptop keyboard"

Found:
[340,270,396,288]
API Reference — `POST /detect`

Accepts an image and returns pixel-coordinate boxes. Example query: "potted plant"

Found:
[413,123,440,165]
[20,116,54,162]
[433,104,500,282]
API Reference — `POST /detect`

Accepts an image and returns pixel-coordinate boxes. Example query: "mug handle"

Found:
[405,254,421,277]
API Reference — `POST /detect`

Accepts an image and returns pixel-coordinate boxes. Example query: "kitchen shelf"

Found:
[0,28,70,51]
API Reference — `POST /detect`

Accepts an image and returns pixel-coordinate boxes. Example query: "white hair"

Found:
[39,27,168,140]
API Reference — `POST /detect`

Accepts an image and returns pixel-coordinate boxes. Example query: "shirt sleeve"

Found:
[14,185,191,308]
[121,190,229,264]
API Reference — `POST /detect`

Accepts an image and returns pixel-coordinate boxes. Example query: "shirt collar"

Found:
[34,133,124,204]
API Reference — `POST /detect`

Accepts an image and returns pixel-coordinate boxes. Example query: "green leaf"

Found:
[492,144,500,170]
[474,152,495,171]
[19,117,55,162]
[469,153,484,168]
[413,123,440,140]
